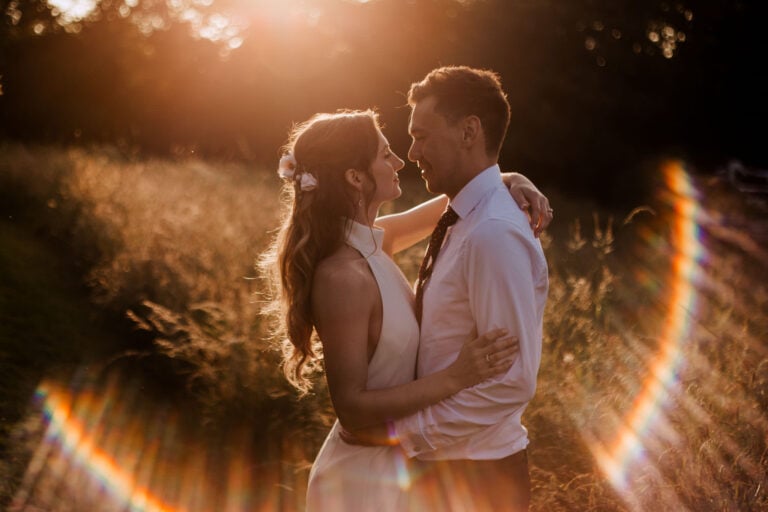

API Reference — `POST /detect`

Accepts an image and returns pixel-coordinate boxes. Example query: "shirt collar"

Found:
[450,164,502,219]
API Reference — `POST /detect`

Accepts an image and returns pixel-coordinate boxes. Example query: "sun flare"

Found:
[47,0,99,23]
[593,160,708,509]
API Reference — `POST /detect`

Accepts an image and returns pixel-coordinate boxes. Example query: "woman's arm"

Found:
[375,194,449,256]
[502,172,553,237]
[376,173,552,255]
[312,258,517,432]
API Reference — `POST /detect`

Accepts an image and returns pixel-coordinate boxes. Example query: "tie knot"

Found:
[439,206,459,228]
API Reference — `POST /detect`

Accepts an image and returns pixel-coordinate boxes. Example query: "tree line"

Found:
[1,0,766,204]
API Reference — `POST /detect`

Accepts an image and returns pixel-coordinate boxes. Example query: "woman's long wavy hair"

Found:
[260,110,381,393]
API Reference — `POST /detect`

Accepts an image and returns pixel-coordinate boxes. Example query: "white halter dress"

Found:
[306,220,421,512]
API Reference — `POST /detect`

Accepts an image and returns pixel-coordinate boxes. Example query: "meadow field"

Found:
[0,142,766,511]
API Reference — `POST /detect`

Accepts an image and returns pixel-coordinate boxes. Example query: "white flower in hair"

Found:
[299,172,318,191]
[277,152,319,192]
[277,153,297,180]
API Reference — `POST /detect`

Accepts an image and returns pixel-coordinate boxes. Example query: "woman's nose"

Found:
[395,154,405,171]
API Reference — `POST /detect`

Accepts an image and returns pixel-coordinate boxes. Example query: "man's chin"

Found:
[421,175,439,194]
[420,175,432,192]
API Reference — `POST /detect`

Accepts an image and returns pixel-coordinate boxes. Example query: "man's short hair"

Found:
[408,66,511,156]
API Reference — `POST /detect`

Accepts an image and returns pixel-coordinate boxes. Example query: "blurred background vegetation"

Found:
[1,1,767,511]
[1,0,767,204]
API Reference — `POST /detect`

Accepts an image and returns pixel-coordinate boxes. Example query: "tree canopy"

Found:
[1,0,766,203]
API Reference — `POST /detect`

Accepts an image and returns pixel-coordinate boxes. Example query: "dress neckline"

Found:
[344,219,384,258]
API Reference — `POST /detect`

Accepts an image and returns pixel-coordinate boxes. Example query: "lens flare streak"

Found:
[14,379,178,512]
[13,372,309,511]
[595,161,705,492]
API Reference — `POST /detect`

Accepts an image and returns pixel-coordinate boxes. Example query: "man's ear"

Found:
[344,168,364,190]
[461,115,482,147]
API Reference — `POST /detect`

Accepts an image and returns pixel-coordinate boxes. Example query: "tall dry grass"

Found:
[0,143,332,432]
[1,142,766,510]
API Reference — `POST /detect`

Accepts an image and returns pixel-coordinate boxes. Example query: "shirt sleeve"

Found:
[394,218,546,457]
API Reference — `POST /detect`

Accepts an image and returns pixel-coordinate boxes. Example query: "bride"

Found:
[260,109,550,511]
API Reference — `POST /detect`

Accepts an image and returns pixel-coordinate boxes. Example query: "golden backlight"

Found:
[46,0,99,23]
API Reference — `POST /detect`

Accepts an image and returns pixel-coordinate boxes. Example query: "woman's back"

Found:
[306,221,420,511]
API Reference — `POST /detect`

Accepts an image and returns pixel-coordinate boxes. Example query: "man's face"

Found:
[407,96,464,197]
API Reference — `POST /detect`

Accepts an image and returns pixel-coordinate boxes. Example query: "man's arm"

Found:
[393,219,547,456]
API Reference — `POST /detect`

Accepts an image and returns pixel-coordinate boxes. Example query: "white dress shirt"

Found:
[394,164,549,460]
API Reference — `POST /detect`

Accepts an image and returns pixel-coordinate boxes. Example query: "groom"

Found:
[393,66,549,511]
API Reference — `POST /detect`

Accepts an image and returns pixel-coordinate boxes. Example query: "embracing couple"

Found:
[261,66,551,511]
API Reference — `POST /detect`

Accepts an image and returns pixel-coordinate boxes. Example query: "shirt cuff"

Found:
[393,412,433,458]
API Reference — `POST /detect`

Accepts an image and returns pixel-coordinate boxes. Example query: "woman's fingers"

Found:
[510,188,529,211]
[480,336,519,377]
[485,328,508,341]
[473,328,508,348]
[488,335,519,354]
[525,195,553,237]
[489,344,518,362]
[533,200,554,237]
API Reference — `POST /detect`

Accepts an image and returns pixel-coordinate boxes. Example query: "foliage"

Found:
[525,182,768,510]
[2,0,767,206]
[0,215,126,505]
[0,142,332,429]
[1,143,766,510]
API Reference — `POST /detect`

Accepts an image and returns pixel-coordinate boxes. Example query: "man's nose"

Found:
[407,142,419,162]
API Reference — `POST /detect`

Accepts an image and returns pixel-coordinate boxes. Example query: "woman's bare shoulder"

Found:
[313,246,376,297]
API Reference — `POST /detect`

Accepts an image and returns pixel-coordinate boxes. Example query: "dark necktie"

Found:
[414,206,459,323]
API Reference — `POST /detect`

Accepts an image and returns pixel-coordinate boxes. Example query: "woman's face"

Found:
[368,128,405,205]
